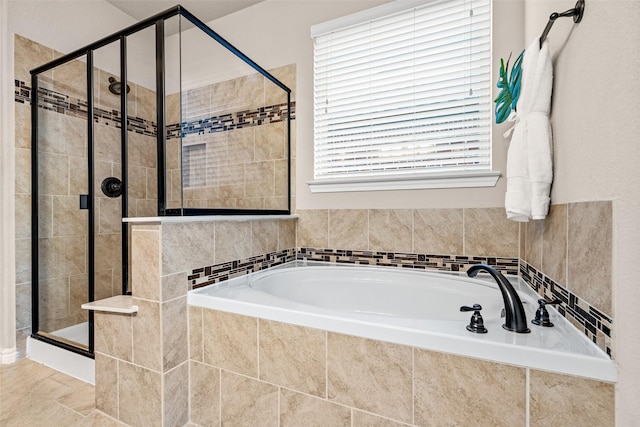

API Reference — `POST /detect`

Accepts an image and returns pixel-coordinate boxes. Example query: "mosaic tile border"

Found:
[188,248,296,289]
[15,80,155,136]
[167,102,296,139]
[15,80,295,140]
[297,247,520,275]
[520,261,613,357]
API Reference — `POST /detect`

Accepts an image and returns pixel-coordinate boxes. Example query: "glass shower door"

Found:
[34,56,91,350]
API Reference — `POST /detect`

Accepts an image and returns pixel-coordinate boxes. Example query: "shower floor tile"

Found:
[0,359,124,426]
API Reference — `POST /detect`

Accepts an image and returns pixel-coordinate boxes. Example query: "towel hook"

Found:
[539,0,585,48]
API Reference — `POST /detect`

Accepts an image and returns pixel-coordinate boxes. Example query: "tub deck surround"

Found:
[188,261,616,383]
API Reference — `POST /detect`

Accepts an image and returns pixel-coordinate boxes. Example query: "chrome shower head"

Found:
[108,76,130,95]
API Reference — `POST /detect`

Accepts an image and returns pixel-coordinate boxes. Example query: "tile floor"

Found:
[0,358,124,426]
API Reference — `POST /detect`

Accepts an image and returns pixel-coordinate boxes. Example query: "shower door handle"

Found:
[79,194,89,209]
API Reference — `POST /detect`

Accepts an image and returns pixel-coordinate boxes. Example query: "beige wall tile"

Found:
[127,164,147,200]
[236,73,265,111]
[327,333,412,423]
[190,361,220,426]
[530,370,614,427]
[567,202,612,314]
[14,34,55,82]
[414,350,526,427]
[15,194,31,239]
[15,148,31,195]
[221,371,278,426]
[274,158,290,199]
[278,219,296,250]
[128,133,157,168]
[280,388,350,427]
[38,235,86,279]
[265,64,296,105]
[162,297,188,371]
[297,210,328,248]
[203,309,257,377]
[52,196,88,237]
[245,161,275,198]
[369,209,412,253]
[166,93,181,125]
[255,122,285,161]
[542,204,567,284]
[162,222,215,275]
[118,361,162,427]
[252,220,278,256]
[162,271,188,302]
[131,228,161,301]
[37,196,53,239]
[94,311,132,361]
[183,86,210,120]
[95,353,118,418]
[15,283,31,329]
[188,306,203,362]
[329,209,368,250]
[93,269,115,302]
[163,362,189,427]
[98,197,121,235]
[352,411,412,427]
[15,238,31,284]
[226,127,255,163]
[259,320,326,397]
[214,221,251,264]
[464,208,519,257]
[14,102,31,149]
[132,298,162,371]
[38,152,69,196]
[94,124,121,164]
[134,85,156,123]
[525,219,544,270]
[94,233,121,273]
[413,208,463,255]
[38,277,69,327]
[52,59,86,101]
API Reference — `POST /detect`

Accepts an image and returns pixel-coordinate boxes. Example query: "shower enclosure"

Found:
[30,6,292,357]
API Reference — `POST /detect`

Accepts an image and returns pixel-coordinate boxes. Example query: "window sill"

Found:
[307,171,501,193]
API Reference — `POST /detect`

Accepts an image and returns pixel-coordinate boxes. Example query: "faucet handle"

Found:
[532,298,562,327]
[460,304,483,312]
[460,304,488,334]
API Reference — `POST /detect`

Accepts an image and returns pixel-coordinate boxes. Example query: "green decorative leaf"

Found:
[494,50,524,124]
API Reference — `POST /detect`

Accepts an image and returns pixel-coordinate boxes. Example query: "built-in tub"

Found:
[188,261,616,382]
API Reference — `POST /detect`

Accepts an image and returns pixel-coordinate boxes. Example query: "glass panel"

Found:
[36,55,89,349]
[126,25,158,218]
[165,15,183,211]
[178,15,290,211]
[93,40,125,299]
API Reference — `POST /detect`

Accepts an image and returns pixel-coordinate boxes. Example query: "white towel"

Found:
[505,38,553,222]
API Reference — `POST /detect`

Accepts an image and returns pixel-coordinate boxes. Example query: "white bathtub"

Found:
[188,261,616,382]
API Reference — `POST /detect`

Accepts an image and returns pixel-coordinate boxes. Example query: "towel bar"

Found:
[539,0,585,48]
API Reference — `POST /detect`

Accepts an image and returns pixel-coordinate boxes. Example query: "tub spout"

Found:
[467,264,530,333]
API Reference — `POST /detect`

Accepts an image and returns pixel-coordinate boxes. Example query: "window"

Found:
[310,0,498,192]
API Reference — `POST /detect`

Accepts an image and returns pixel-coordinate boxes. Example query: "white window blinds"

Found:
[312,0,492,184]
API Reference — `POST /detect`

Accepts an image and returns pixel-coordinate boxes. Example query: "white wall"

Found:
[524,1,640,424]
